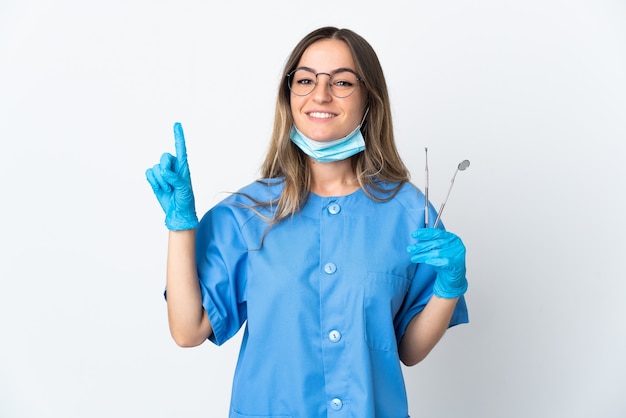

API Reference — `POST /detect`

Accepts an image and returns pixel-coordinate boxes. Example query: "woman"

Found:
[146,26,468,418]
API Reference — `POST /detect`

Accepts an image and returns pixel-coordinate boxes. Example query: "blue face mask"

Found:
[289,124,366,163]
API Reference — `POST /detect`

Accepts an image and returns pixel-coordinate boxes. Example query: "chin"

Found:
[309,129,345,142]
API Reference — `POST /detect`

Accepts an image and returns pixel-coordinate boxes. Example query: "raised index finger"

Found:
[173,122,187,163]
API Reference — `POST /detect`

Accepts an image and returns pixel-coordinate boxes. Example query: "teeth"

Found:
[309,112,334,119]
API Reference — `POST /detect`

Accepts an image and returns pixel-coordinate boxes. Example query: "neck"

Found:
[309,158,360,197]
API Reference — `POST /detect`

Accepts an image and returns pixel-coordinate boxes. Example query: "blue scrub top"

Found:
[195,178,468,418]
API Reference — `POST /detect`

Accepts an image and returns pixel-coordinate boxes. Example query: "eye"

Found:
[330,71,359,91]
[293,70,316,85]
[333,79,354,88]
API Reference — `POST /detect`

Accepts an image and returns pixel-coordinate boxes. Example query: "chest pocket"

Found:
[363,272,411,351]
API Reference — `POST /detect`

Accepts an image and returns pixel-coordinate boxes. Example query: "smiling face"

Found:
[290,39,367,142]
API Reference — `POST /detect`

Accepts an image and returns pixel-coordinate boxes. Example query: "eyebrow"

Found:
[295,66,358,75]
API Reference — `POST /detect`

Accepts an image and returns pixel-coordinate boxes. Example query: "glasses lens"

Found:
[289,69,316,96]
[330,71,359,98]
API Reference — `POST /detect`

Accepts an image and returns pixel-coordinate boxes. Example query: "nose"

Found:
[311,72,332,102]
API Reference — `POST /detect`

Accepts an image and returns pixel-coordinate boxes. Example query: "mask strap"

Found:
[360,107,370,128]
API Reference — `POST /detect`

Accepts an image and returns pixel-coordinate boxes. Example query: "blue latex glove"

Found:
[145,122,198,230]
[407,228,468,298]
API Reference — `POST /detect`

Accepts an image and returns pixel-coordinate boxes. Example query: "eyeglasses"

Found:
[287,68,363,98]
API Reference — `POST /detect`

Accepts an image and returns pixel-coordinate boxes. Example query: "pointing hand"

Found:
[145,122,198,230]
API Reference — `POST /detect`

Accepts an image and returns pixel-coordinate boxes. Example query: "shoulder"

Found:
[367,180,422,203]
[394,181,421,198]
[204,178,284,223]
[208,178,283,206]
[369,181,425,224]
[235,178,285,202]
[394,181,426,212]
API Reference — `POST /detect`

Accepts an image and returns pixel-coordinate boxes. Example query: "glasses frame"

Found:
[287,68,364,99]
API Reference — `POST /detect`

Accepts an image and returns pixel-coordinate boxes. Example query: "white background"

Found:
[1,1,625,417]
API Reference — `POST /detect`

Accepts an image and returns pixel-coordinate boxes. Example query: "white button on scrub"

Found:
[324,263,337,274]
[327,203,341,215]
[330,397,343,410]
[328,330,342,343]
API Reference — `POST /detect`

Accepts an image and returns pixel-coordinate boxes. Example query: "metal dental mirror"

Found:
[424,154,470,228]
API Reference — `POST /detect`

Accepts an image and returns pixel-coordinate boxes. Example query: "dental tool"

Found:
[424,147,429,228]
[433,159,470,228]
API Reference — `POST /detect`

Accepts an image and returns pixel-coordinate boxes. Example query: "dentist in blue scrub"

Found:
[147,26,469,418]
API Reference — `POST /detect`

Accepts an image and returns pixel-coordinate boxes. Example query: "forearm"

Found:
[398,295,459,366]
[166,229,212,347]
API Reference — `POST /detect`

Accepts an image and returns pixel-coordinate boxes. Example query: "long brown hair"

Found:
[258,27,410,225]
